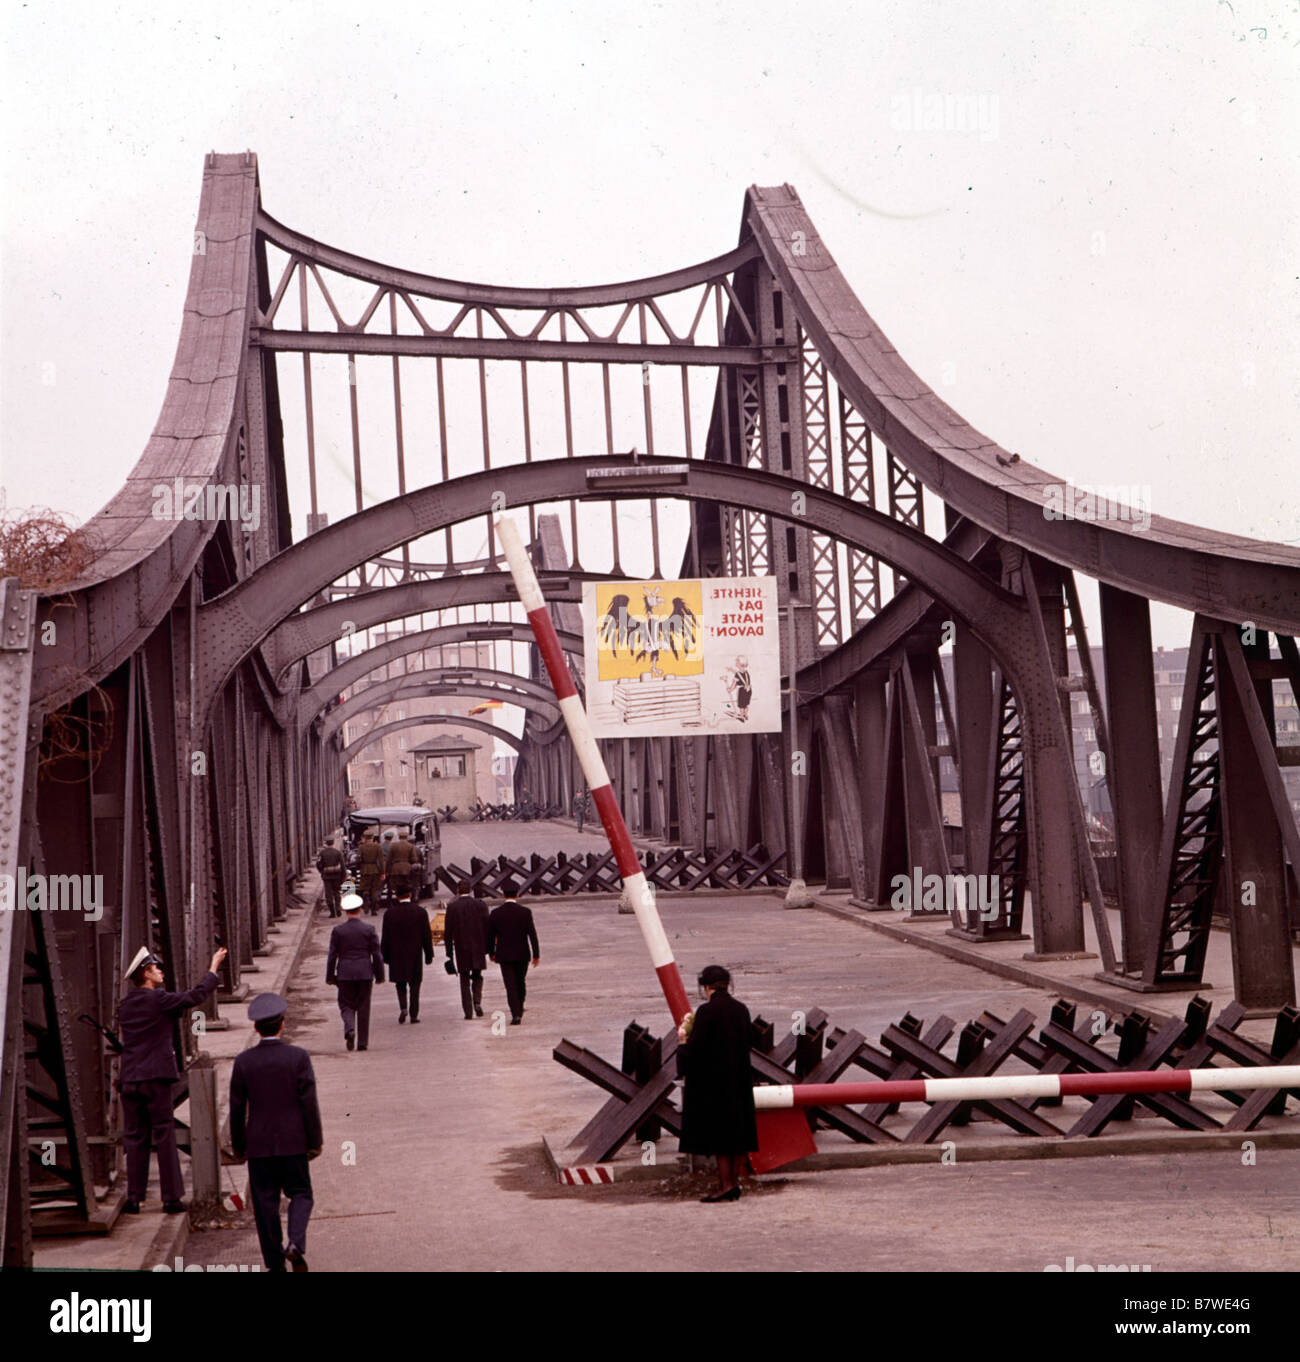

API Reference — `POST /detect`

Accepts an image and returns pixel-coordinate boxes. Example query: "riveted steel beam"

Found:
[297,621,582,725]
[339,713,525,768]
[323,667,559,741]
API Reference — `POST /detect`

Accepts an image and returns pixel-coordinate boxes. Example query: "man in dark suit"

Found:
[326,893,384,1050]
[443,880,490,1021]
[357,831,384,915]
[486,884,539,1026]
[316,836,345,917]
[117,943,227,1214]
[677,964,758,1202]
[381,886,433,1023]
[229,993,322,1272]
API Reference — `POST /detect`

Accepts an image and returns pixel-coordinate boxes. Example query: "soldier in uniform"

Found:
[316,836,345,917]
[117,942,227,1214]
[443,879,490,1020]
[380,886,433,1023]
[387,830,418,902]
[380,829,398,905]
[357,830,384,916]
[326,893,384,1050]
[229,993,322,1272]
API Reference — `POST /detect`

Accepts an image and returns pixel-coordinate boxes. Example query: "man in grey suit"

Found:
[326,893,384,1050]
[443,880,490,1021]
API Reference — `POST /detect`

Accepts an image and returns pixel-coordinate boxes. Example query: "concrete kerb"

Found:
[137,868,324,1272]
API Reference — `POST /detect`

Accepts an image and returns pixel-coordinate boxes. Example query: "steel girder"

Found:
[297,621,583,725]
[322,668,560,741]
[339,713,524,767]
[744,184,1300,636]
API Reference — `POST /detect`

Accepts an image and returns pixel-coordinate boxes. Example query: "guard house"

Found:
[410,735,481,815]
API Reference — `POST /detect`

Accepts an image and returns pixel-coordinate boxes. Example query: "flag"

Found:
[468,700,503,716]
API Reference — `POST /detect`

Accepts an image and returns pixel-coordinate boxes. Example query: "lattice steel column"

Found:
[800,334,842,648]
[839,392,881,626]
[0,581,36,1267]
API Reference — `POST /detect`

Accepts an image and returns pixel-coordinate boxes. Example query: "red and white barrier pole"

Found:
[496,517,692,1025]
[755,1064,1300,1110]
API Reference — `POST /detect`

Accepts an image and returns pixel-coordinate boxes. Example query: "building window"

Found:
[427,755,466,779]
[399,736,407,750]
[1169,696,1181,712]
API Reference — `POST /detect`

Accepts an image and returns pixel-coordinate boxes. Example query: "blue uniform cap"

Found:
[248,993,288,1023]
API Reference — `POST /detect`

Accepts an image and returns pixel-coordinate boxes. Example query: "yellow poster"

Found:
[593,581,704,681]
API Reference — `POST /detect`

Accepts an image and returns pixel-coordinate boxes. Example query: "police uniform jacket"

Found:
[380,901,434,982]
[387,837,418,879]
[316,845,345,882]
[444,895,490,971]
[229,1038,323,1159]
[677,989,759,1156]
[487,900,540,962]
[357,841,384,883]
[117,972,220,1082]
[326,917,385,984]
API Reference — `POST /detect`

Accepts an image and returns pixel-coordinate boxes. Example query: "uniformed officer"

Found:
[315,836,345,917]
[326,893,384,1050]
[386,830,418,901]
[357,830,384,915]
[229,993,322,1272]
[380,829,398,904]
[117,943,228,1214]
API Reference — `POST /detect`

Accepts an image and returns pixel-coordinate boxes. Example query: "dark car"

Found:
[343,805,441,899]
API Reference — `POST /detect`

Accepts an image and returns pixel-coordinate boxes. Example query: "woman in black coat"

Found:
[678,964,758,1202]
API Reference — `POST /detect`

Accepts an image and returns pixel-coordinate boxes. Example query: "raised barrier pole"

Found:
[495,517,691,1025]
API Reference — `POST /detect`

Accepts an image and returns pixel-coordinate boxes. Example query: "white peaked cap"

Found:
[123,946,161,981]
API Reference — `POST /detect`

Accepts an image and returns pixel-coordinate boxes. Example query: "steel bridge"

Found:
[2,151,1298,1263]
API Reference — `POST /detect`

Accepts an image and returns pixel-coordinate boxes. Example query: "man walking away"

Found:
[487,884,539,1026]
[357,831,384,915]
[326,893,384,1050]
[316,837,345,917]
[387,830,418,902]
[381,886,433,1023]
[443,880,490,1020]
[117,943,227,1214]
[229,993,322,1272]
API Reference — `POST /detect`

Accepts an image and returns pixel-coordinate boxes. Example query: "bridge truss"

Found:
[2,152,1298,1262]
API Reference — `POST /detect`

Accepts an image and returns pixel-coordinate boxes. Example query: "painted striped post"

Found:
[495,517,692,1025]
[753,1065,1300,1110]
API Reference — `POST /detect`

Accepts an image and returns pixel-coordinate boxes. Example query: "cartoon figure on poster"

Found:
[721,656,753,722]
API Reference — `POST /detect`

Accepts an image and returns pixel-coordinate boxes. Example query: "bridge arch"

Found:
[323,669,559,741]
[301,622,582,724]
[340,713,524,768]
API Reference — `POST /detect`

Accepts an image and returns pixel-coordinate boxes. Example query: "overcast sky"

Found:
[2,0,1297,657]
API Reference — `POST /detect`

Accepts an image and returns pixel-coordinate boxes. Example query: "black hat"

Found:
[248,993,288,1023]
